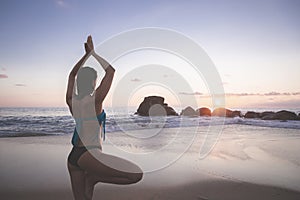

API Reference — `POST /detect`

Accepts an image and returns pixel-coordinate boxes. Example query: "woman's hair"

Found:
[76,67,97,98]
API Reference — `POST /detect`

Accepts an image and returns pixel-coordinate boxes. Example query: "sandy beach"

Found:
[1,0,300,199]
[1,125,300,200]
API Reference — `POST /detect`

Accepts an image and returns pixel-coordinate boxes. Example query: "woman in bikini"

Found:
[66,36,143,200]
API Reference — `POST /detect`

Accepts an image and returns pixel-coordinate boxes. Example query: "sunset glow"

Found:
[0,0,299,109]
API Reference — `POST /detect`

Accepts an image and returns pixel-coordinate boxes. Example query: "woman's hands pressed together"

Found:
[85,35,94,55]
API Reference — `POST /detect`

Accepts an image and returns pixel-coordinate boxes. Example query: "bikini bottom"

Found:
[68,145,101,167]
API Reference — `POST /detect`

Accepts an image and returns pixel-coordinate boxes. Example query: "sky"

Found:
[0,0,299,108]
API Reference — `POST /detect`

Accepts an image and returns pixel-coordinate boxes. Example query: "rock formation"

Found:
[136,99,299,121]
[136,96,178,116]
[180,106,198,116]
[197,107,211,116]
[272,110,298,120]
[244,110,298,120]
[211,108,241,118]
[244,111,260,118]
[260,111,275,119]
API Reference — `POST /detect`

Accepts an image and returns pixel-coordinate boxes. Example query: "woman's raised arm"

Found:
[92,51,115,106]
[66,37,93,113]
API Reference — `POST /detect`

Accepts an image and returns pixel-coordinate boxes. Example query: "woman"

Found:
[66,36,143,200]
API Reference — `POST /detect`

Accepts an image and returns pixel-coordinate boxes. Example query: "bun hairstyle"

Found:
[76,67,97,99]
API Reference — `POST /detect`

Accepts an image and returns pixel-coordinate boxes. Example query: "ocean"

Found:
[0,107,300,137]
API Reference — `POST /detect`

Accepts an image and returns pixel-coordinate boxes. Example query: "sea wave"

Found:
[0,107,299,137]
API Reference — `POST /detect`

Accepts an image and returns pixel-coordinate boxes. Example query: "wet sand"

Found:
[0,125,300,200]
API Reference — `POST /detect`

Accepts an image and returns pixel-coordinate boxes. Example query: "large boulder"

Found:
[136,96,178,116]
[212,108,233,117]
[244,111,260,118]
[273,110,298,120]
[260,111,275,118]
[231,110,242,118]
[259,110,297,120]
[261,114,276,120]
[197,107,211,116]
[164,106,178,116]
[180,106,197,116]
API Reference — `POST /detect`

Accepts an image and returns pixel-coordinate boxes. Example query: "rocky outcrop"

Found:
[244,110,298,120]
[165,107,178,116]
[211,108,241,118]
[260,111,275,118]
[231,111,242,118]
[261,113,276,120]
[212,108,233,117]
[197,107,211,116]
[180,106,198,116]
[136,99,299,121]
[273,110,298,120]
[212,108,228,117]
[244,111,260,118]
[136,96,178,116]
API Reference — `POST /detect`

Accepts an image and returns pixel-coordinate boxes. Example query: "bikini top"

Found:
[71,110,106,146]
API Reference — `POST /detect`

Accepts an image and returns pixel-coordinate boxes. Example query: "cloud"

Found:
[0,74,8,78]
[1,67,6,71]
[226,92,300,97]
[225,93,258,97]
[179,91,300,97]
[56,0,68,8]
[131,78,141,82]
[179,91,203,95]
[15,83,26,87]
[264,91,281,96]
[258,99,300,108]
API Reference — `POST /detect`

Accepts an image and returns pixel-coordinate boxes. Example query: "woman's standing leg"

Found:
[78,149,143,198]
[67,162,88,200]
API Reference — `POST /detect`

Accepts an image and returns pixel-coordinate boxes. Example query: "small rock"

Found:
[244,111,260,118]
[261,114,276,120]
[180,106,197,116]
[212,108,233,117]
[260,111,275,118]
[274,110,298,120]
[231,110,242,118]
[197,107,211,116]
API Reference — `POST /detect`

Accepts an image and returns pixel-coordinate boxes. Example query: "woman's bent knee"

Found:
[128,172,143,184]
[128,163,143,183]
[135,172,143,183]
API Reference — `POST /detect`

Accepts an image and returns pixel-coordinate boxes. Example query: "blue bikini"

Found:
[71,110,106,145]
[68,110,106,167]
